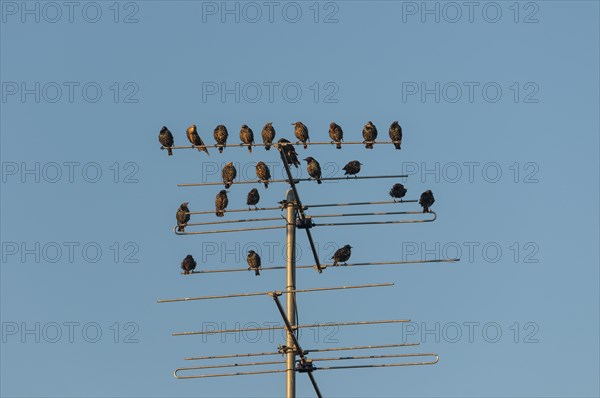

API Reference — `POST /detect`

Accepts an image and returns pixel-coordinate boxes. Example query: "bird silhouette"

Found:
[246,188,260,210]
[277,138,300,168]
[343,160,362,177]
[181,254,197,275]
[362,121,378,149]
[256,161,271,188]
[222,162,237,189]
[329,122,343,149]
[176,202,190,232]
[389,121,402,150]
[159,126,174,156]
[419,190,435,213]
[186,124,209,155]
[214,125,228,153]
[389,183,407,201]
[292,122,309,149]
[332,245,352,266]
[240,124,254,153]
[215,190,229,217]
[261,122,276,150]
[304,157,322,184]
[247,250,261,276]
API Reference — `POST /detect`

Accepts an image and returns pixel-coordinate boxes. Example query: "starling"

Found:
[343,160,362,177]
[246,188,260,209]
[329,122,343,149]
[419,190,435,213]
[389,183,407,201]
[159,126,174,156]
[362,121,378,149]
[261,122,276,150]
[240,124,254,153]
[222,162,237,189]
[214,124,228,153]
[186,124,209,155]
[176,202,190,232]
[277,138,300,168]
[304,157,322,184]
[332,245,352,266]
[389,121,402,150]
[256,161,271,188]
[215,189,229,217]
[247,250,261,276]
[181,254,197,275]
[292,121,309,149]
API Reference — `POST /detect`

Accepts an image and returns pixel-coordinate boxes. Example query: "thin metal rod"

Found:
[188,206,282,215]
[303,199,417,209]
[183,216,283,227]
[311,352,438,362]
[178,174,409,187]
[183,258,460,275]
[184,343,420,362]
[162,140,402,151]
[176,360,285,372]
[174,368,287,379]
[314,356,440,371]
[309,210,429,219]
[172,319,411,337]
[173,225,285,235]
[307,373,323,398]
[314,212,437,227]
[157,283,393,303]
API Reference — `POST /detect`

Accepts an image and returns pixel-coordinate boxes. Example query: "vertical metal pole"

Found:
[285,189,296,398]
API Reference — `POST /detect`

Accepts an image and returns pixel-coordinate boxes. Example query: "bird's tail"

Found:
[167,147,173,156]
[218,146,224,153]
[394,142,401,150]
[332,259,338,267]
[423,207,428,213]
[317,179,322,184]
[336,142,342,149]
[303,143,308,149]
[216,210,224,217]
[225,182,231,189]
[366,142,374,149]
[177,224,184,232]
[265,144,271,151]
[248,145,252,153]
[255,269,260,276]
[203,147,210,156]
[264,182,269,189]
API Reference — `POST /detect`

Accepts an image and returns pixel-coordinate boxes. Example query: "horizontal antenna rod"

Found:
[311,352,438,362]
[173,319,411,337]
[157,283,393,303]
[162,140,401,151]
[183,258,460,275]
[185,343,421,361]
[174,368,287,379]
[176,359,285,373]
[314,356,440,371]
[174,224,285,235]
[178,174,409,187]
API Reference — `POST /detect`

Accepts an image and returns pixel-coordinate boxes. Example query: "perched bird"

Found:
[389,121,402,150]
[214,125,228,153]
[240,124,254,153]
[176,202,190,232]
[256,161,271,188]
[159,126,174,156]
[362,121,378,149]
[343,160,362,177]
[181,254,196,275]
[186,124,209,155]
[329,122,343,149]
[215,190,229,217]
[389,183,407,201]
[222,162,237,189]
[261,122,276,150]
[246,188,260,209]
[304,157,322,184]
[419,190,435,213]
[247,250,261,276]
[292,121,309,149]
[277,138,300,168]
[332,245,352,266]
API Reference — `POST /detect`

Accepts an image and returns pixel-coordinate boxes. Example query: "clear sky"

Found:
[1,1,599,397]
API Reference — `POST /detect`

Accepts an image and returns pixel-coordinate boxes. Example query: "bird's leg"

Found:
[254,206,258,210]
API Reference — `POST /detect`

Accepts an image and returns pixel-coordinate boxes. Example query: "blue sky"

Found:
[1,1,599,397]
